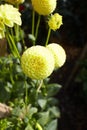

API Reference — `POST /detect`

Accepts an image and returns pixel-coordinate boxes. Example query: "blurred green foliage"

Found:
[0,55,61,129]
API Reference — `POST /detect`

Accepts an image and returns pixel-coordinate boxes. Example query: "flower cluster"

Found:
[0,0,66,80]
[0,4,22,39]
[21,44,66,80]
[21,0,66,80]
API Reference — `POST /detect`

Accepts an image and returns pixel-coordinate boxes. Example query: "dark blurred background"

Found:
[57,0,87,46]
[55,1,87,130]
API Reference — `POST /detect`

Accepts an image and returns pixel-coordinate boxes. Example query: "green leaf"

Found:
[47,83,62,97]
[47,97,58,106]
[17,42,22,54]
[12,106,21,117]
[25,123,34,130]
[0,82,11,102]
[12,81,25,98]
[49,106,60,118]
[38,111,49,126]
[45,119,58,130]
[5,82,13,92]
[28,107,38,118]
[0,119,8,129]
[28,34,35,42]
[38,99,47,109]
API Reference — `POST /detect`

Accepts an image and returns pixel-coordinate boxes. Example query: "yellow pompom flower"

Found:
[47,43,66,69]
[48,13,63,31]
[0,4,22,27]
[6,0,25,5]
[21,46,55,80]
[31,0,57,15]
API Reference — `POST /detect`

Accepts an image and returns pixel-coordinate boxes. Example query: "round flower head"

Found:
[48,13,63,31]
[0,4,21,27]
[6,0,25,5]
[47,43,66,69]
[21,45,55,80]
[31,0,57,15]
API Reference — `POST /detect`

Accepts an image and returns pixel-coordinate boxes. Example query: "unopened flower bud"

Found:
[48,13,63,31]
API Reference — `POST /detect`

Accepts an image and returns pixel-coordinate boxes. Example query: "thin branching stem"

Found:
[8,34,20,59]
[6,27,20,59]
[25,80,28,108]
[35,15,41,43]
[32,10,35,35]
[37,80,43,92]
[45,28,51,46]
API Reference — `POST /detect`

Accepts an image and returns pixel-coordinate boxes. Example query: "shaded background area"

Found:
[51,0,87,130]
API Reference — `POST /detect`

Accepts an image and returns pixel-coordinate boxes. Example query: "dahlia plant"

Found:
[0,0,66,129]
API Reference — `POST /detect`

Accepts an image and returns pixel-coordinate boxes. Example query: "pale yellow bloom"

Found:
[0,4,22,27]
[47,43,66,69]
[48,13,63,31]
[0,30,5,39]
[0,20,5,39]
[21,46,55,80]
[31,0,57,15]
[6,0,25,5]
[0,20,5,31]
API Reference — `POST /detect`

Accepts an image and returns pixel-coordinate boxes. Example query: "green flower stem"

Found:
[6,27,20,58]
[37,80,43,92]
[8,34,20,59]
[25,80,28,108]
[15,5,20,42]
[10,28,14,38]
[32,10,35,35]
[6,34,16,57]
[14,24,19,42]
[35,15,41,43]
[10,73,14,85]
[21,36,26,50]
[45,28,51,46]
